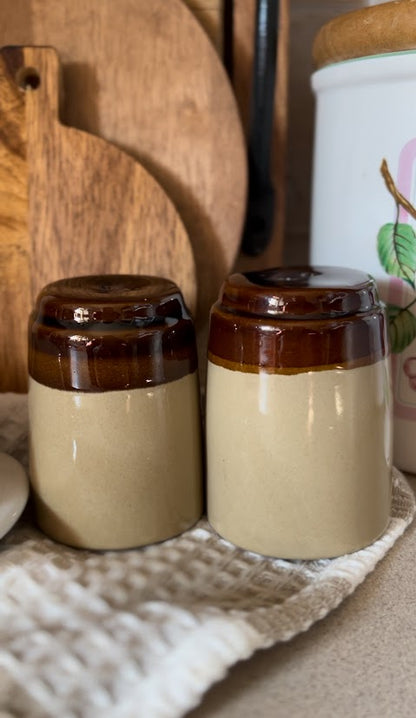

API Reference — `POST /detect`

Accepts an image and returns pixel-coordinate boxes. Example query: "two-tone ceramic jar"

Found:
[206,267,392,559]
[28,275,202,550]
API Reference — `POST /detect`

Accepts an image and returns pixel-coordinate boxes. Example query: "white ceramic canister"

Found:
[206,267,392,560]
[28,275,203,550]
[311,0,416,473]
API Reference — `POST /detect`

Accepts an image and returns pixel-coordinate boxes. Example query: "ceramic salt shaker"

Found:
[28,275,203,549]
[206,266,392,559]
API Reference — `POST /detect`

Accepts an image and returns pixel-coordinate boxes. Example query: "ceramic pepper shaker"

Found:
[206,266,392,559]
[28,275,203,550]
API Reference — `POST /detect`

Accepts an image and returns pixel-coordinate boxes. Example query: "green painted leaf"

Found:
[377,222,416,287]
[387,303,416,353]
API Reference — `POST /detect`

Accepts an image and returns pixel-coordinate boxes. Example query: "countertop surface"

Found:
[188,475,416,718]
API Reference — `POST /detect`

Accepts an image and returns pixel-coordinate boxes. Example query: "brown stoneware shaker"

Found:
[206,266,392,559]
[28,275,203,549]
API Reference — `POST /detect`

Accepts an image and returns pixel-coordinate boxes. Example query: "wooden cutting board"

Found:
[0,0,247,322]
[0,45,197,392]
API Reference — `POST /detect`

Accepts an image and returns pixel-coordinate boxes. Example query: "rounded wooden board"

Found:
[0,45,197,391]
[0,0,247,321]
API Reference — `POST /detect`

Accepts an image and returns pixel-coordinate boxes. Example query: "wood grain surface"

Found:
[183,0,223,51]
[0,50,29,392]
[0,45,197,392]
[0,0,247,324]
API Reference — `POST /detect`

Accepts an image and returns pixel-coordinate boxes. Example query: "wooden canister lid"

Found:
[208,266,388,373]
[314,0,416,69]
[29,275,198,391]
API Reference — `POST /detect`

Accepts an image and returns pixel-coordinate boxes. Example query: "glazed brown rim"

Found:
[28,275,198,391]
[207,308,389,372]
[207,351,386,375]
[219,267,379,319]
[313,0,416,69]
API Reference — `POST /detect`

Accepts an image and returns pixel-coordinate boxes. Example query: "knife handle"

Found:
[241,0,279,256]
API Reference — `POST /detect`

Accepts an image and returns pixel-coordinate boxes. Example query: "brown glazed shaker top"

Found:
[29,275,198,391]
[208,266,388,373]
[313,0,416,69]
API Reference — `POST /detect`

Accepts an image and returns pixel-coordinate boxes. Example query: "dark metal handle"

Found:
[241,0,279,256]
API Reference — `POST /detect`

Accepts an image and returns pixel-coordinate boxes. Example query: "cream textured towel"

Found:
[0,394,414,718]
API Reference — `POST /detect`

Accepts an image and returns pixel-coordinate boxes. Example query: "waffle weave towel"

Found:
[0,394,414,718]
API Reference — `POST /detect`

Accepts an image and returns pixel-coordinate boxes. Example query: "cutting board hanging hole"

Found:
[16,66,41,90]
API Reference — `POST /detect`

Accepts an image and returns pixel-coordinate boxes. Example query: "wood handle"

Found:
[1,46,60,122]
[23,47,61,125]
[241,0,279,257]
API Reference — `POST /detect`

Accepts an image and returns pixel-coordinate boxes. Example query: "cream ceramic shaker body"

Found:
[311,2,416,473]
[206,267,392,559]
[28,275,203,549]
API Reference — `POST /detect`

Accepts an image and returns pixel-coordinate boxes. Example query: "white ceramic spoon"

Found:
[0,451,29,540]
